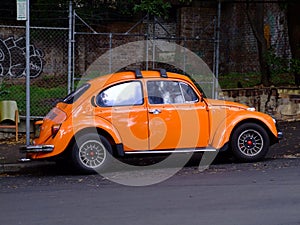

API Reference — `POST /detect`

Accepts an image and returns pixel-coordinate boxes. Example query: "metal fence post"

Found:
[109,33,112,73]
[72,9,76,92]
[25,0,30,146]
[146,13,150,70]
[67,1,73,94]
[183,37,186,72]
[214,0,221,99]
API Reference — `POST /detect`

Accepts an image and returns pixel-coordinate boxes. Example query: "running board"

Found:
[124,148,217,155]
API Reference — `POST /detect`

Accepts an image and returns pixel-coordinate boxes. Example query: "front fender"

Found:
[210,111,278,149]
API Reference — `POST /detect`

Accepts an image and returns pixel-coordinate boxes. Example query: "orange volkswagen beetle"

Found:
[21,70,282,173]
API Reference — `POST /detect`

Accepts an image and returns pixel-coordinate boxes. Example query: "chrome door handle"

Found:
[149,109,161,115]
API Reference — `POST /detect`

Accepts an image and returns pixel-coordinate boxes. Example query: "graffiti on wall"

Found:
[0,36,44,78]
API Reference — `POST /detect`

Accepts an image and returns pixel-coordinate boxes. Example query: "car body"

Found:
[21,69,282,173]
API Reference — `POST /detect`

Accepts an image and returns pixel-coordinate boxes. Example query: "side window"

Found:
[147,80,183,104]
[180,82,198,102]
[96,81,143,107]
[147,80,198,104]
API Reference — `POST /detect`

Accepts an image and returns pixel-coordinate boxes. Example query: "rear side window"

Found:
[63,83,90,104]
[96,81,143,107]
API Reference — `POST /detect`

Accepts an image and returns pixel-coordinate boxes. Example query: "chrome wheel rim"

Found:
[237,129,264,157]
[79,140,106,169]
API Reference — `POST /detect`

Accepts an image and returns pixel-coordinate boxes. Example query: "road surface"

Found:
[0,158,299,225]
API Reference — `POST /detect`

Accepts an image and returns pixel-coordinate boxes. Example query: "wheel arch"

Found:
[211,115,277,150]
[229,118,278,146]
[66,126,123,157]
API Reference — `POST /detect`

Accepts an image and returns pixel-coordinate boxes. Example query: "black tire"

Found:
[71,133,112,173]
[230,123,270,162]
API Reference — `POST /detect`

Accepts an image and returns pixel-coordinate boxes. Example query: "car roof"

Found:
[88,69,191,86]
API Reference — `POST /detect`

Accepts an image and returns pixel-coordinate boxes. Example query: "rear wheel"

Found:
[230,123,270,162]
[72,133,112,173]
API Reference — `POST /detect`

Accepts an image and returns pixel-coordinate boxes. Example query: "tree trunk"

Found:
[246,2,271,86]
[287,3,300,86]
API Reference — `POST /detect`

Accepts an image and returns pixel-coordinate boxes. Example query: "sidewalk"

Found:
[0,121,299,174]
[0,136,54,173]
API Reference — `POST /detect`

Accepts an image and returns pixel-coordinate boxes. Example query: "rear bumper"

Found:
[20,145,54,153]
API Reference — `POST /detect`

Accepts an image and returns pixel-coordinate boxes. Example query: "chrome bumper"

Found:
[278,130,283,140]
[20,145,54,153]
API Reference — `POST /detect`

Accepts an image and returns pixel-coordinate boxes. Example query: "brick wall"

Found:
[178,7,216,70]
[220,3,291,74]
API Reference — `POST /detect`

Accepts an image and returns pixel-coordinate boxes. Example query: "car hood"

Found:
[205,98,250,110]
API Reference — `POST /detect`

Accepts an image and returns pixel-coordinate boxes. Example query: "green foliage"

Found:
[219,73,261,89]
[290,58,300,74]
[264,49,290,76]
[219,71,295,89]
[178,0,193,3]
[0,83,67,117]
[265,48,300,75]
[133,0,171,19]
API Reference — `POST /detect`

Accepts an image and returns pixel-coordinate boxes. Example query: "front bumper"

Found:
[20,145,54,153]
[278,130,283,140]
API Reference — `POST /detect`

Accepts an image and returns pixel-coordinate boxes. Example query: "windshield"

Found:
[63,83,90,104]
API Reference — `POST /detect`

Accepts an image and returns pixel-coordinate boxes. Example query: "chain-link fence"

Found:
[0,20,217,118]
[0,0,221,119]
[0,25,69,118]
[73,13,218,99]
[0,1,295,119]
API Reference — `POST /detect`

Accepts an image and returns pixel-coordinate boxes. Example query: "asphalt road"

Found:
[0,116,298,225]
[0,158,300,225]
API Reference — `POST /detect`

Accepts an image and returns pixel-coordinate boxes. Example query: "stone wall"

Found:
[222,87,300,121]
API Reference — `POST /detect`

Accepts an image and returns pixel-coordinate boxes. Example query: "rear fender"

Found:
[30,116,122,159]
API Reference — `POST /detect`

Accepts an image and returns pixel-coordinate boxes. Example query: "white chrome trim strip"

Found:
[124,148,216,154]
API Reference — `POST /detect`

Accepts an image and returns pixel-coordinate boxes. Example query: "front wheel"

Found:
[72,133,112,173]
[230,123,270,162]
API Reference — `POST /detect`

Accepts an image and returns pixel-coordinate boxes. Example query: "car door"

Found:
[95,81,149,151]
[146,79,209,150]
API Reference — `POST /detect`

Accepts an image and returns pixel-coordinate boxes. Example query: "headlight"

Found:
[247,107,256,112]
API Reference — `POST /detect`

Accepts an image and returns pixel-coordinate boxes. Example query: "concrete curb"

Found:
[0,161,55,174]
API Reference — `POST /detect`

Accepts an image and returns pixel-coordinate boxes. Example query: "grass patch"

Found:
[0,84,67,117]
[218,73,260,89]
[219,72,296,89]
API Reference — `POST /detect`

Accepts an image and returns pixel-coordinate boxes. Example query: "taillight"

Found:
[51,124,61,137]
